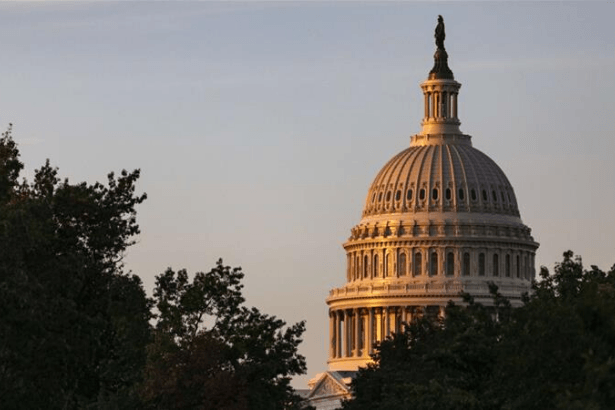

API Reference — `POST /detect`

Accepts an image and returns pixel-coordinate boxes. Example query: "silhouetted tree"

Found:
[141,261,312,410]
[0,126,150,409]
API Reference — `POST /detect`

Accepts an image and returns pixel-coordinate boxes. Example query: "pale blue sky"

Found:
[3,1,614,387]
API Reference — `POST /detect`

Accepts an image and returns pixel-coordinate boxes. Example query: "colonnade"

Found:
[328,305,444,359]
[423,90,458,120]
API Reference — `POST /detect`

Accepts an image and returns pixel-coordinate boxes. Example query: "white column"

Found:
[335,310,345,357]
[353,309,360,357]
[366,308,374,356]
[376,308,382,343]
[329,311,335,358]
[384,306,390,338]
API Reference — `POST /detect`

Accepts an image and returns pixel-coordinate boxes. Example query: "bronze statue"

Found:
[435,15,445,50]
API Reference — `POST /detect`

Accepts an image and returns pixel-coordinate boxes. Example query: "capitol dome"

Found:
[324,17,538,373]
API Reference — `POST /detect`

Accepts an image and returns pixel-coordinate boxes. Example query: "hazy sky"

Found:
[2,1,614,387]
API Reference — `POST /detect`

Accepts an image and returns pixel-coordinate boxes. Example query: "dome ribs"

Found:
[448,144,470,211]
[444,144,457,211]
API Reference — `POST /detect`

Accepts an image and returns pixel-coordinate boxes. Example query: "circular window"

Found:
[458,188,465,200]
[445,188,451,200]
[419,189,426,200]
[395,190,401,201]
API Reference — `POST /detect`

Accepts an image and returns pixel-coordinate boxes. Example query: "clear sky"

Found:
[2,1,614,388]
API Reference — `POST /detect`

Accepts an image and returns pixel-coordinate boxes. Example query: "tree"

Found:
[0,126,151,409]
[141,260,311,410]
[343,252,615,410]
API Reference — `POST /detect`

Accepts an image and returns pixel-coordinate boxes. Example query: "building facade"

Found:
[307,16,538,408]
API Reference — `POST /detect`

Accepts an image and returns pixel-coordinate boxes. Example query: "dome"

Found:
[323,17,538,374]
[363,138,520,220]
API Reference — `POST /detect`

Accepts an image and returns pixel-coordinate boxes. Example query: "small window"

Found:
[501,192,506,202]
[482,190,488,201]
[430,252,438,277]
[407,189,414,201]
[385,253,390,277]
[419,189,426,200]
[445,188,452,200]
[507,192,512,202]
[458,188,465,200]
[446,252,455,276]
[463,252,470,276]
[395,190,401,201]
[492,190,498,202]
[398,253,407,276]
[506,254,511,277]
[373,254,379,278]
[493,254,499,277]
[516,255,520,278]
[479,253,485,276]
[386,191,392,201]
[364,255,369,278]
[471,189,477,201]
[413,252,422,277]
[432,188,438,201]
[372,193,376,203]
[378,192,383,202]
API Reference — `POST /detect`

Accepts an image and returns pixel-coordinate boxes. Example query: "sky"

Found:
[2,1,614,388]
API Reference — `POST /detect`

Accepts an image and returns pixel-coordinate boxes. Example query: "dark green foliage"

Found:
[343,252,615,410]
[141,261,311,410]
[0,127,150,409]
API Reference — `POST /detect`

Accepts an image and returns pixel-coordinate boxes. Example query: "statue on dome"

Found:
[435,15,445,50]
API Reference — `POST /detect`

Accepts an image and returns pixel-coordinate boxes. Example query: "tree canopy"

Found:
[343,251,615,410]
[0,127,311,409]
[140,261,310,410]
[0,125,150,408]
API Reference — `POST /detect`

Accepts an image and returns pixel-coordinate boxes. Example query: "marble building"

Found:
[306,16,539,409]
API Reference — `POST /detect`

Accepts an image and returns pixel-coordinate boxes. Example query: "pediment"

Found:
[308,372,350,399]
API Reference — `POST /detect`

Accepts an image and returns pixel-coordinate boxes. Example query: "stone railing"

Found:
[327,280,529,301]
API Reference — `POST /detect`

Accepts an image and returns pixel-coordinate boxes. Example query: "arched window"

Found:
[395,190,401,201]
[482,190,488,201]
[446,252,455,276]
[355,255,360,280]
[479,253,485,276]
[398,252,407,276]
[432,188,439,201]
[493,253,499,277]
[506,254,511,277]
[458,188,465,200]
[463,252,471,276]
[445,188,452,200]
[364,255,369,278]
[373,254,379,278]
[385,253,390,277]
[471,189,477,201]
[413,252,422,277]
[419,189,426,200]
[516,255,520,278]
[524,255,529,280]
[407,189,414,201]
[430,252,438,277]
